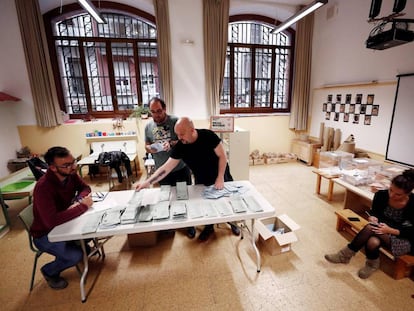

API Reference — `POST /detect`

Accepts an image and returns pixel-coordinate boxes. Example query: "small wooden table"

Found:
[312,170,341,201]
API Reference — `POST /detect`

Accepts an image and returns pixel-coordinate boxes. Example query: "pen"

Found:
[365,211,371,217]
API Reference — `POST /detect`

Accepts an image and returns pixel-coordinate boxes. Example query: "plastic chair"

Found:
[18,204,43,291]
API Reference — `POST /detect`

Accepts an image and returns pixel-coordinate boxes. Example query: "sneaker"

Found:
[198,225,214,242]
[186,227,196,239]
[41,269,68,290]
[229,223,240,236]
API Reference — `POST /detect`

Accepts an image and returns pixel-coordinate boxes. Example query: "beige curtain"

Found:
[289,13,314,131]
[203,0,229,116]
[153,0,173,111]
[15,0,62,127]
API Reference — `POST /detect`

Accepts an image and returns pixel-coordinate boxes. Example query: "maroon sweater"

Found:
[30,169,91,238]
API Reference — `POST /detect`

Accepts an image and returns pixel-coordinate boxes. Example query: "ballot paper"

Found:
[152,201,170,220]
[150,142,164,152]
[171,201,187,219]
[242,195,263,212]
[99,207,124,229]
[120,205,139,224]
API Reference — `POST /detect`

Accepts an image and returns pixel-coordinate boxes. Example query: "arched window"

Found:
[220,15,294,114]
[44,3,159,119]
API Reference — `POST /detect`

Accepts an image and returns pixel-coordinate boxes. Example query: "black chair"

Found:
[27,157,48,181]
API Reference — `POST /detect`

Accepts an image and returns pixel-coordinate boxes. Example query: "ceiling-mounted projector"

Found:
[366,22,414,50]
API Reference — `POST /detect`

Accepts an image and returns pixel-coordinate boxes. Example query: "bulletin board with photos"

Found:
[322,93,379,126]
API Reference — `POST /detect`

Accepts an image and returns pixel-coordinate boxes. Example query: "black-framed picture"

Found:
[372,105,379,116]
[322,103,327,112]
[360,104,366,114]
[327,94,333,103]
[367,94,375,105]
[356,94,362,104]
[349,104,355,113]
[334,112,340,121]
[345,94,352,104]
[353,115,360,124]
[340,104,345,113]
[325,112,331,120]
[343,113,349,122]
[336,94,342,103]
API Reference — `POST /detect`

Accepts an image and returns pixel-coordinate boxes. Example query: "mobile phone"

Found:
[348,217,360,221]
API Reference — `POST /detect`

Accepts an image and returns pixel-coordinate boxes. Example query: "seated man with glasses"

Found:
[31,146,93,290]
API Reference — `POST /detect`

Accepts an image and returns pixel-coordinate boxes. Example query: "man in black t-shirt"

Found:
[135,117,240,241]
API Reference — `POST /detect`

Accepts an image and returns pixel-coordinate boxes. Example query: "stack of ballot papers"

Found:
[242,195,263,212]
[99,207,124,229]
[159,185,171,201]
[138,205,154,222]
[229,196,248,213]
[202,184,247,199]
[171,201,187,219]
[152,201,170,220]
[120,205,139,224]
[186,200,205,219]
[82,211,106,234]
[212,199,233,216]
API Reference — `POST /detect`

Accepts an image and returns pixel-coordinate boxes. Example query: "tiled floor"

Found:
[1,162,413,310]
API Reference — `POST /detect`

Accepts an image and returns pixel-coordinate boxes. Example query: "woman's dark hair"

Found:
[392,169,414,194]
[44,146,70,165]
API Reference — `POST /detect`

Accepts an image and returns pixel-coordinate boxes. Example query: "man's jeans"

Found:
[33,235,83,277]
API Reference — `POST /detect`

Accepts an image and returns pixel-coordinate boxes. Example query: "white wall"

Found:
[0,0,35,177]
[310,0,414,155]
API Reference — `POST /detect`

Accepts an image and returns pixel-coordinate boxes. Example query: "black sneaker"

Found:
[198,225,214,242]
[41,269,68,290]
[186,227,196,239]
[229,223,240,236]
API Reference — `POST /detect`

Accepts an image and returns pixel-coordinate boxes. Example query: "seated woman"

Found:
[325,169,414,279]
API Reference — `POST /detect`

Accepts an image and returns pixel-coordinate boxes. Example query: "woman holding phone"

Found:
[325,169,414,279]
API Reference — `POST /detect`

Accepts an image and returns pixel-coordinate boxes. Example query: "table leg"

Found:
[251,219,261,272]
[79,240,89,303]
[315,174,322,195]
[327,180,334,201]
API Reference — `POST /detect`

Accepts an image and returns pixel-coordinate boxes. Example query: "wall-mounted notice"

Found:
[210,116,234,132]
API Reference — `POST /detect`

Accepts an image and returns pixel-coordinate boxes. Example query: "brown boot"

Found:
[325,246,355,264]
[358,258,380,279]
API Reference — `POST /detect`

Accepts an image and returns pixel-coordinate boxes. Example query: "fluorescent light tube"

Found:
[272,0,328,34]
[78,0,106,24]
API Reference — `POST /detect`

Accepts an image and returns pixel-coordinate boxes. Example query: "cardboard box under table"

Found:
[255,214,300,255]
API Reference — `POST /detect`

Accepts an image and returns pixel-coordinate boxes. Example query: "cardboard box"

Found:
[255,214,300,255]
[127,232,158,247]
[253,158,265,165]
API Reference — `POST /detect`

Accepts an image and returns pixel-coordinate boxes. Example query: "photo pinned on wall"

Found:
[340,104,345,113]
[331,103,336,112]
[372,105,379,116]
[360,104,366,114]
[323,103,327,112]
[334,112,340,121]
[367,94,375,104]
[327,103,332,112]
[325,112,331,120]
[343,113,350,122]
[364,115,371,125]
[345,103,350,113]
[336,94,342,103]
[345,94,352,104]
[356,93,363,105]
[349,104,355,113]
[365,104,372,115]
[353,114,360,124]
[327,94,333,103]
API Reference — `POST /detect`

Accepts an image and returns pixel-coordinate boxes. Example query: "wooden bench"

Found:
[312,170,341,201]
[335,209,414,280]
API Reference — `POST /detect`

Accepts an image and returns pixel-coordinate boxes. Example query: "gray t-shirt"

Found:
[144,115,186,172]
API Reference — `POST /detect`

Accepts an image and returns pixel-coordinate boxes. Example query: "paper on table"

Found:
[141,188,160,206]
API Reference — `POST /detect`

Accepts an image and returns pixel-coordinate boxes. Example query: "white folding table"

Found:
[48,180,275,302]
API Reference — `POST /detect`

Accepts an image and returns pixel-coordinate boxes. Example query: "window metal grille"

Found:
[49,12,159,118]
[220,19,293,114]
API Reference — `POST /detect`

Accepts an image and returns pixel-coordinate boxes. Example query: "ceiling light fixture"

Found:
[78,0,106,24]
[272,0,328,34]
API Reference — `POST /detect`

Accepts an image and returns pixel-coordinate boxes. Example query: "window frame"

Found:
[220,15,295,115]
[43,2,158,120]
